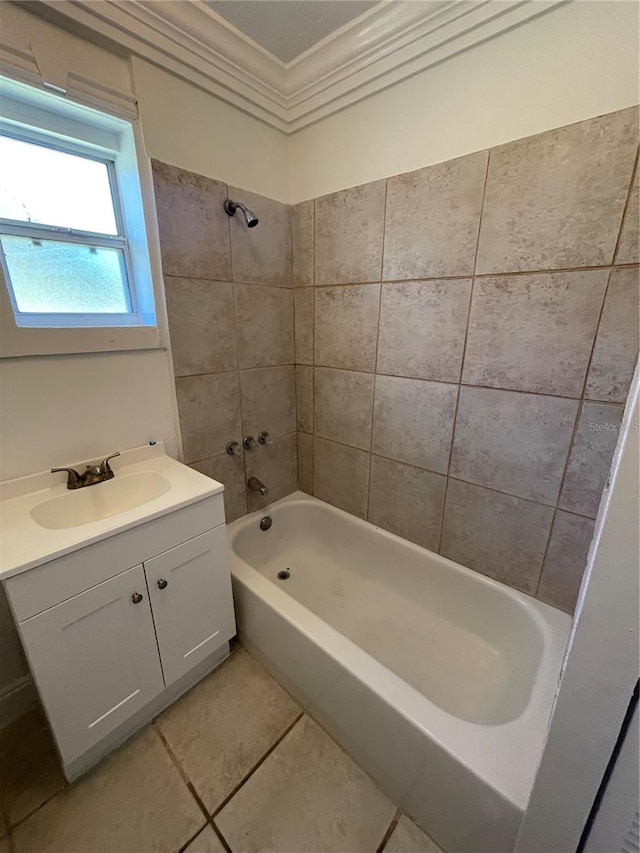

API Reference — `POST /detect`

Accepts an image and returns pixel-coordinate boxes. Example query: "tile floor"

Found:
[0,646,442,853]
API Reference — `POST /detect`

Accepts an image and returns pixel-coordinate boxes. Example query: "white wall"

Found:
[289,0,640,201]
[132,58,289,203]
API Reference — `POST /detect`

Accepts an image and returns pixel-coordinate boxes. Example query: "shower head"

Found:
[224,199,259,228]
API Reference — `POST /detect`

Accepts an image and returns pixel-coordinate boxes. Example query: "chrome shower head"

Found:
[224,199,259,228]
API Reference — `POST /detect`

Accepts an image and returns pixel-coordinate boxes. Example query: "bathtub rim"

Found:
[228,490,571,811]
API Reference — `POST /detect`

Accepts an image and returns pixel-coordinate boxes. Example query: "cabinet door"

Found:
[146,527,236,686]
[19,564,164,766]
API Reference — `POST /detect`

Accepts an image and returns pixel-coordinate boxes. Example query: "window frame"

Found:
[0,76,164,357]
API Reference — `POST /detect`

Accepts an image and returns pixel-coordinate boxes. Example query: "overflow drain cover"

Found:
[277,569,290,581]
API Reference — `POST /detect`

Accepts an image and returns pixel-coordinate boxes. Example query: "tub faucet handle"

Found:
[226,441,242,457]
[243,436,257,450]
[258,431,273,446]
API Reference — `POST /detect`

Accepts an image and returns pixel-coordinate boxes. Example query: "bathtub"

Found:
[228,492,570,853]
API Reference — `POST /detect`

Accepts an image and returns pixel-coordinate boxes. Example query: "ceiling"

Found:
[204,1,378,64]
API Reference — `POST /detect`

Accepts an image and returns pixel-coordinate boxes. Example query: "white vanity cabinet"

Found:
[2,489,235,780]
[18,564,166,763]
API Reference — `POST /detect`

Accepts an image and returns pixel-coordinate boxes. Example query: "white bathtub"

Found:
[228,492,570,853]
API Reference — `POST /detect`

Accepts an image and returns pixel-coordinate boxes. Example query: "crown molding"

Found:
[33,0,569,133]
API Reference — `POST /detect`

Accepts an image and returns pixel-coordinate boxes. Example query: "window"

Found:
[0,76,160,356]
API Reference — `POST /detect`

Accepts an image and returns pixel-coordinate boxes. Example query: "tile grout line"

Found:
[437,150,490,554]
[375,808,401,853]
[365,180,389,521]
[535,393,590,596]
[610,145,639,264]
[281,260,639,289]
[210,711,304,819]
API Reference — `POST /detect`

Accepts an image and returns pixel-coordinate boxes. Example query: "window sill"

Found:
[0,315,161,357]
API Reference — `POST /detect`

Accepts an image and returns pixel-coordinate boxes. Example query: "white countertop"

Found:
[0,443,223,580]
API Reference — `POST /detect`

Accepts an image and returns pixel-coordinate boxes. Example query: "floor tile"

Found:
[384,815,443,853]
[12,727,204,853]
[156,648,300,813]
[215,715,395,853]
[184,825,227,853]
[0,707,66,829]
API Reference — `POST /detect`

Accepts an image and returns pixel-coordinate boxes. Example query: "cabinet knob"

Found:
[157,579,168,590]
[131,592,143,604]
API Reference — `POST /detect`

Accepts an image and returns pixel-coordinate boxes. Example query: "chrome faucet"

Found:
[51,452,120,490]
[247,477,268,497]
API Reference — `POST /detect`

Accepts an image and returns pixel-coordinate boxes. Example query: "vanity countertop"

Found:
[0,443,223,580]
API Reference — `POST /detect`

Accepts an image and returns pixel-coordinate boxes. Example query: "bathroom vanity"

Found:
[0,443,235,780]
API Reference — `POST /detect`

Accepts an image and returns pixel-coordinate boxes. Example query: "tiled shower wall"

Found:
[152,161,297,522]
[293,107,640,613]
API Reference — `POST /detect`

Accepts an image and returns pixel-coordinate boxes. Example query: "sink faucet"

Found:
[51,453,120,490]
[247,477,268,497]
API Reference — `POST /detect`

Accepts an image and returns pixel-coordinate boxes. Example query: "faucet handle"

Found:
[99,452,120,476]
[51,466,83,488]
[258,431,273,446]
[243,436,257,450]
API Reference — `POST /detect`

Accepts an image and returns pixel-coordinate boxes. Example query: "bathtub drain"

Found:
[277,569,291,581]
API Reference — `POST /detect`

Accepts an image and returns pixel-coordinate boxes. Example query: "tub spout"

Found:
[248,477,268,496]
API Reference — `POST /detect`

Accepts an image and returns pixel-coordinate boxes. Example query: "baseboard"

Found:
[0,675,38,729]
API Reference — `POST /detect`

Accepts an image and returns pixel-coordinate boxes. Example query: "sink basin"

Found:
[31,472,172,530]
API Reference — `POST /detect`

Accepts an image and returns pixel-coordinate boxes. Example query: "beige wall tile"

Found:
[152,160,231,280]
[234,284,294,368]
[383,152,487,280]
[384,815,444,853]
[297,432,314,494]
[372,375,457,474]
[176,372,241,464]
[190,454,247,523]
[292,201,314,286]
[12,727,204,853]
[314,367,374,450]
[245,432,298,512]
[441,480,554,593]
[314,438,370,518]
[476,108,639,273]
[314,284,380,371]
[228,187,292,286]
[165,277,237,377]
[294,288,314,364]
[615,164,639,264]
[377,280,471,382]
[240,366,296,438]
[538,511,595,613]
[559,402,624,518]
[315,181,386,285]
[450,387,578,504]
[296,365,313,433]
[368,456,446,550]
[462,270,608,396]
[215,716,394,853]
[585,267,640,403]
[157,650,300,814]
